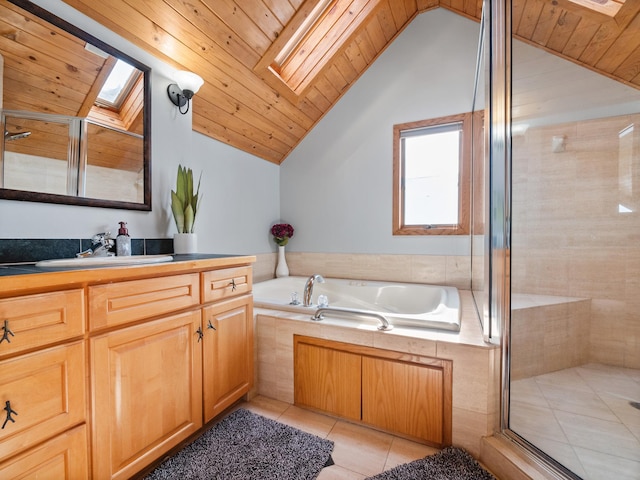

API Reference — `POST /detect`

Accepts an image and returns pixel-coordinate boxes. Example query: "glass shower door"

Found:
[509,33,640,480]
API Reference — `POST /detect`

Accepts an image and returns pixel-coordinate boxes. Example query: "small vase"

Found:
[275,245,289,277]
[173,233,197,254]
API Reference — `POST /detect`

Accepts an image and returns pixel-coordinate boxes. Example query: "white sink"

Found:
[35,254,174,268]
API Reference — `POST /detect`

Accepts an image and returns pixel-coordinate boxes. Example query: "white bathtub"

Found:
[253,276,461,331]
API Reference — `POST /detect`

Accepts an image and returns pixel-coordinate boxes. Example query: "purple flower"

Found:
[271,223,294,246]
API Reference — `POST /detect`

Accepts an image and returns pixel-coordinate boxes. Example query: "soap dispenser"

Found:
[116,222,131,256]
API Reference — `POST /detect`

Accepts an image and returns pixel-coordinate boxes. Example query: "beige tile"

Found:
[436,342,493,413]
[252,253,277,283]
[239,395,289,420]
[515,432,586,479]
[384,437,439,470]
[555,410,640,462]
[510,377,549,409]
[509,401,567,443]
[316,464,366,480]
[574,446,640,480]
[278,405,337,438]
[327,421,394,477]
[537,382,620,423]
[319,324,375,347]
[445,255,471,289]
[410,255,447,285]
[372,333,437,357]
[534,368,592,393]
[451,407,495,457]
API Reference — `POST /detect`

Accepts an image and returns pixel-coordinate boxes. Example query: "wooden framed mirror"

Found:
[0,0,151,210]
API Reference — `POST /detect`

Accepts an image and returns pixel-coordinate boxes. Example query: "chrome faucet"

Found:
[77,232,115,257]
[303,274,325,307]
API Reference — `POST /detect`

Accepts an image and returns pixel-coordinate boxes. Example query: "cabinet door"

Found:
[294,340,361,421]
[0,424,88,479]
[0,341,86,462]
[91,310,203,480]
[202,295,253,422]
[362,357,445,446]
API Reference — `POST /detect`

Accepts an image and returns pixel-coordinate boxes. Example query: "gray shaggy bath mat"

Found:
[366,446,496,480]
[144,408,334,480]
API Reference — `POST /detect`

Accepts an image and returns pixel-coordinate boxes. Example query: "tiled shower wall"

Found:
[511,113,640,369]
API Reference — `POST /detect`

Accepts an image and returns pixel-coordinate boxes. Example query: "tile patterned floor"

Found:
[510,363,640,480]
[237,395,440,479]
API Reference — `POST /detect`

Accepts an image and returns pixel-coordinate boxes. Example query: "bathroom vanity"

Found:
[0,254,255,479]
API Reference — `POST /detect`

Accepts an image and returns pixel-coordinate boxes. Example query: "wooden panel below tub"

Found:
[293,335,452,447]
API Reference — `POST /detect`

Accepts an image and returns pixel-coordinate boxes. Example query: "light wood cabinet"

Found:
[294,341,361,421]
[294,335,452,447]
[0,289,84,358]
[91,310,203,480]
[362,357,446,445]
[202,294,253,422]
[88,273,200,331]
[202,266,252,303]
[0,424,89,479]
[0,341,87,463]
[0,258,254,479]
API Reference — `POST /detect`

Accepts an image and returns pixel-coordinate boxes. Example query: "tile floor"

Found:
[236,395,441,479]
[510,363,640,480]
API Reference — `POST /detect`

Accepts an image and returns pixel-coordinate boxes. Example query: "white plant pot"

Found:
[275,245,289,277]
[173,233,197,254]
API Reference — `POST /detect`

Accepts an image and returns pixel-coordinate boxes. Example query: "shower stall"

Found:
[479,0,640,478]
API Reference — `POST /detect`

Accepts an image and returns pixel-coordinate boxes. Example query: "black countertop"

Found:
[0,254,242,277]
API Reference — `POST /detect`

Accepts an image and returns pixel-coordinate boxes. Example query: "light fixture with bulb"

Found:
[167,71,204,115]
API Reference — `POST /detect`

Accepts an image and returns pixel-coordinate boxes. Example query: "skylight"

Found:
[256,0,377,99]
[97,59,137,108]
[568,0,625,17]
[273,0,334,67]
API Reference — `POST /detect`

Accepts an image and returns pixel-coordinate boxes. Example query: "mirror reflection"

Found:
[0,0,150,210]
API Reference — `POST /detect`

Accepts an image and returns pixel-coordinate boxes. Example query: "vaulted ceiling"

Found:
[13,0,640,165]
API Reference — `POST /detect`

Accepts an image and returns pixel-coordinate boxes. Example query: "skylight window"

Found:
[255,0,378,99]
[273,0,333,67]
[96,59,138,109]
[568,0,624,17]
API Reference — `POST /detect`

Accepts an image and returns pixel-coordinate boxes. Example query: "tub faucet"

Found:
[303,274,325,307]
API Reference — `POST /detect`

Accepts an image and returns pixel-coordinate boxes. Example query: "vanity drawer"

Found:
[202,266,252,303]
[0,289,84,358]
[89,273,200,330]
[0,424,88,479]
[0,341,86,462]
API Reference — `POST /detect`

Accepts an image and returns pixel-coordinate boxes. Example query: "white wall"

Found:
[0,0,279,256]
[280,9,480,255]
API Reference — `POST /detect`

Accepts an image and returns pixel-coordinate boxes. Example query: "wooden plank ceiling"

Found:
[40,0,640,164]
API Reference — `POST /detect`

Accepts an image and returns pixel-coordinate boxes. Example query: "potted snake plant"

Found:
[171,164,202,254]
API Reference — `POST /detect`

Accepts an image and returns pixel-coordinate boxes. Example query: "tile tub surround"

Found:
[0,238,173,263]
[253,251,472,289]
[253,290,500,457]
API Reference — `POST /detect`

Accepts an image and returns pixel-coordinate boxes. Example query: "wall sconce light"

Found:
[167,71,204,115]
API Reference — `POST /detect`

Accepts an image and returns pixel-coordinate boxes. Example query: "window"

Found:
[95,59,140,110]
[254,0,379,100]
[393,113,471,235]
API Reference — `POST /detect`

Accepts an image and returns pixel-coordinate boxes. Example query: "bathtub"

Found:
[253,276,461,332]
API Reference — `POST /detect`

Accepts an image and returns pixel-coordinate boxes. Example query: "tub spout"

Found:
[303,274,325,307]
